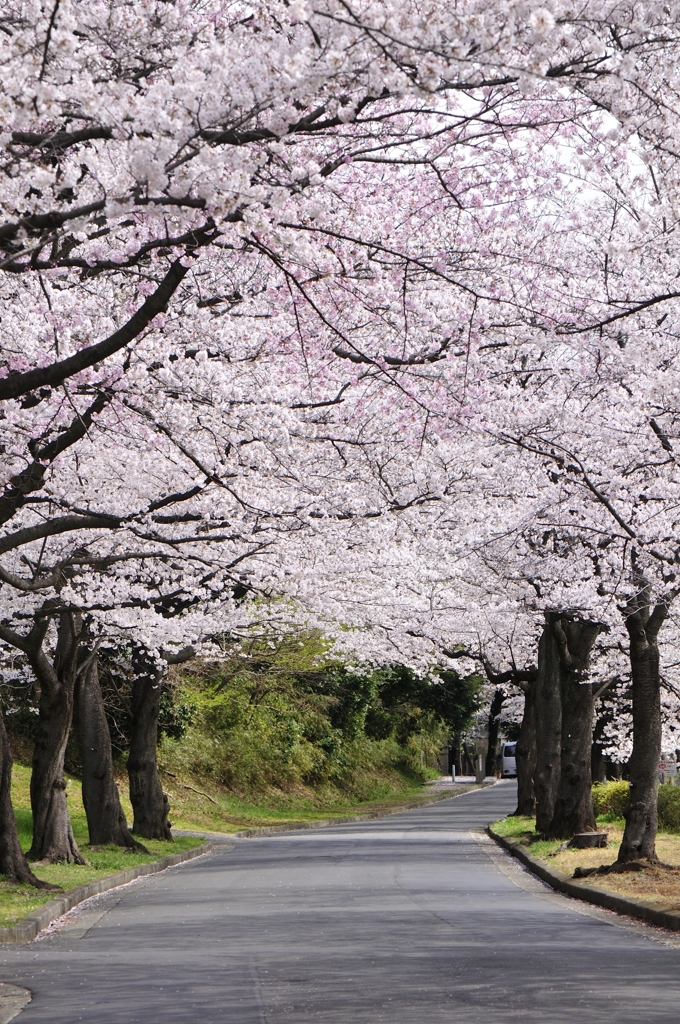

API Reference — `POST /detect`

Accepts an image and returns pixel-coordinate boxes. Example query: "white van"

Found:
[501,742,517,778]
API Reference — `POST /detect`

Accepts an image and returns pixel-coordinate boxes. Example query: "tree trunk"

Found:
[547,618,600,839]
[534,615,601,838]
[452,732,462,775]
[549,680,596,838]
[591,742,605,783]
[27,614,86,864]
[0,713,50,887]
[514,678,537,817]
[617,603,666,865]
[127,654,171,841]
[76,657,143,850]
[485,688,504,776]
[591,712,606,784]
[534,616,564,834]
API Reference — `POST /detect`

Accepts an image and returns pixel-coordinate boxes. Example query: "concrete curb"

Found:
[0,841,211,944]
[488,826,680,932]
[181,783,496,841]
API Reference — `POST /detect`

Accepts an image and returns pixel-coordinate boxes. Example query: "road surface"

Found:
[1,781,680,1023]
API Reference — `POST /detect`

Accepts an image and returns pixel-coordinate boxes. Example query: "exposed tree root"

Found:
[31,853,91,868]
[87,839,150,854]
[574,859,680,879]
[9,868,61,891]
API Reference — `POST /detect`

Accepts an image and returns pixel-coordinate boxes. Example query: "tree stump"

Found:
[568,832,608,849]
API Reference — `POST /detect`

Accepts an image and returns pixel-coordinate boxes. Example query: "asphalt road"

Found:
[2,781,680,1023]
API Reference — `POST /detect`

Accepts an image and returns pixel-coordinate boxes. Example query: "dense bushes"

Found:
[592,781,629,820]
[1,628,482,807]
[593,780,680,832]
[658,786,680,832]
[159,632,481,802]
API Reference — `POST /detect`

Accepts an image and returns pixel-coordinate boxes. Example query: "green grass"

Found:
[163,775,459,833]
[490,808,674,861]
[490,813,625,858]
[493,780,680,850]
[155,741,460,833]
[488,814,535,839]
[489,815,564,857]
[0,764,202,929]
[490,813,680,906]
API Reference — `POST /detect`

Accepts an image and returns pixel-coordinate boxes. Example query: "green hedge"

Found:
[592,781,629,819]
[592,780,680,832]
[659,785,680,832]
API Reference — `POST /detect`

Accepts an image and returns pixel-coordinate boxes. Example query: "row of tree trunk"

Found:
[0,612,176,885]
[514,602,666,865]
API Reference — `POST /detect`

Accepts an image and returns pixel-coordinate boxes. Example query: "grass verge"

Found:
[160,771,474,833]
[0,763,202,929]
[492,815,680,906]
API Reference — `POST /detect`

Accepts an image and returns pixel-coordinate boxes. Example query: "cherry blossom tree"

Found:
[4,0,680,882]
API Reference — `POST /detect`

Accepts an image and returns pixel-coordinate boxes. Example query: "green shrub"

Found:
[658,785,680,832]
[157,630,482,802]
[592,779,680,832]
[592,780,629,819]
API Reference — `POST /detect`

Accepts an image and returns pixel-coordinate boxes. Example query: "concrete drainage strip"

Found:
[488,826,680,932]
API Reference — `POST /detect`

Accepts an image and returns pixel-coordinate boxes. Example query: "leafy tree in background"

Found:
[365,667,481,747]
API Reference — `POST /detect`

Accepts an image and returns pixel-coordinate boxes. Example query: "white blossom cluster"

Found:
[2,1,680,751]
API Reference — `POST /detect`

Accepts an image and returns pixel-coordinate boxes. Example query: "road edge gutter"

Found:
[0,841,211,944]
[488,826,680,932]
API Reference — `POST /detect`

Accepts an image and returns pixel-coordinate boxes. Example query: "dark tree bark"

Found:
[591,711,607,784]
[514,677,537,817]
[452,732,462,775]
[443,649,537,793]
[0,258,190,402]
[462,656,537,812]
[127,659,171,841]
[591,741,606,784]
[547,618,601,839]
[617,602,667,865]
[535,614,601,837]
[485,688,505,777]
[0,712,51,887]
[534,615,564,834]
[76,657,143,850]
[127,646,193,840]
[27,613,86,864]
[461,740,475,776]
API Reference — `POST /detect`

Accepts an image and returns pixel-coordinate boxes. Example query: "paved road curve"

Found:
[2,781,680,1023]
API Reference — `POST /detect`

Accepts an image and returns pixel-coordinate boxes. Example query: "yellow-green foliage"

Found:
[658,785,680,832]
[161,631,453,804]
[591,780,680,833]
[592,781,629,820]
